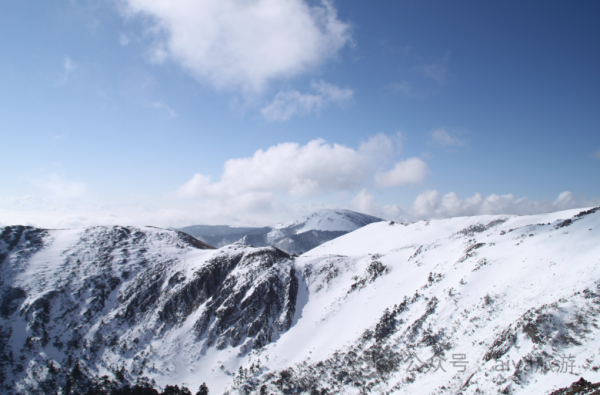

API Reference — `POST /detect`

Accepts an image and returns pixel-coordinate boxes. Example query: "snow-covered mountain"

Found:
[1,207,600,394]
[237,209,383,255]
[178,209,383,255]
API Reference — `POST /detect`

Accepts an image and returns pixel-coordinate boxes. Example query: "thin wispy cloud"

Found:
[30,173,86,199]
[57,55,77,85]
[117,68,178,117]
[119,33,130,46]
[387,80,433,99]
[431,128,466,147]
[388,52,451,98]
[51,132,69,142]
[378,40,412,57]
[595,149,600,159]
[150,101,178,118]
[261,80,353,122]
[414,55,450,85]
[119,0,352,93]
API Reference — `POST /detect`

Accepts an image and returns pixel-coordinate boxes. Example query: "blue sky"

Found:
[1,0,599,228]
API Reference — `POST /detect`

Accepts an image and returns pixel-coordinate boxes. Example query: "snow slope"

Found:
[1,207,599,394]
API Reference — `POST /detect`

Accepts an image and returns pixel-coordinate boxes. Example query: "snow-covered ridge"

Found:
[1,207,599,394]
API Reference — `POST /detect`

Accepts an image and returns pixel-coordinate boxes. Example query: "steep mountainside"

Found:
[0,226,297,394]
[1,207,599,394]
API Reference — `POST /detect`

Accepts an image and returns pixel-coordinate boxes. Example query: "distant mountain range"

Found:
[177,209,383,255]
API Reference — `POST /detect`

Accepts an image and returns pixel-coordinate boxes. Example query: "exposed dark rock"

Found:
[548,377,600,395]
[455,219,508,237]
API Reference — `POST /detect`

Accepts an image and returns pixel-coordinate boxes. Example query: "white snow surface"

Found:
[2,207,600,394]
[273,208,383,234]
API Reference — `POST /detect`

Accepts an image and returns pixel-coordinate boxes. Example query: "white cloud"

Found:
[178,138,375,198]
[31,173,86,199]
[431,128,466,147]
[261,80,353,121]
[409,190,600,220]
[595,149,600,159]
[350,188,382,217]
[351,189,600,224]
[349,189,402,220]
[119,0,351,93]
[373,158,430,188]
[261,91,323,122]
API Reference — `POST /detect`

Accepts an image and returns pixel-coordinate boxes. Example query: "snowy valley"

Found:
[1,207,600,394]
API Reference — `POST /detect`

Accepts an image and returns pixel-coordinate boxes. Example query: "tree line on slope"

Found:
[60,361,210,395]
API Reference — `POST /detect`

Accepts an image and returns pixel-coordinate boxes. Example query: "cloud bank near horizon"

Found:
[351,189,600,223]
[1,190,598,231]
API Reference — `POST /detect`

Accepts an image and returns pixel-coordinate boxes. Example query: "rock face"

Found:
[1,207,600,395]
[177,209,384,255]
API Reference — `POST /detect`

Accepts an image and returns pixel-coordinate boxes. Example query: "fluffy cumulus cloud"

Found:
[177,133,423,199]
[179,138,372,198]
[119,0,351,92]
[373,158,430,188]
[351,189,600,223]
[261,80,353,121]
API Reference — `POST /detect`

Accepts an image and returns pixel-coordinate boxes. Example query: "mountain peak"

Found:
[274,208,383,234]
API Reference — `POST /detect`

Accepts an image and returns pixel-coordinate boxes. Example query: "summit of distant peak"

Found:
[275,208,383,234]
